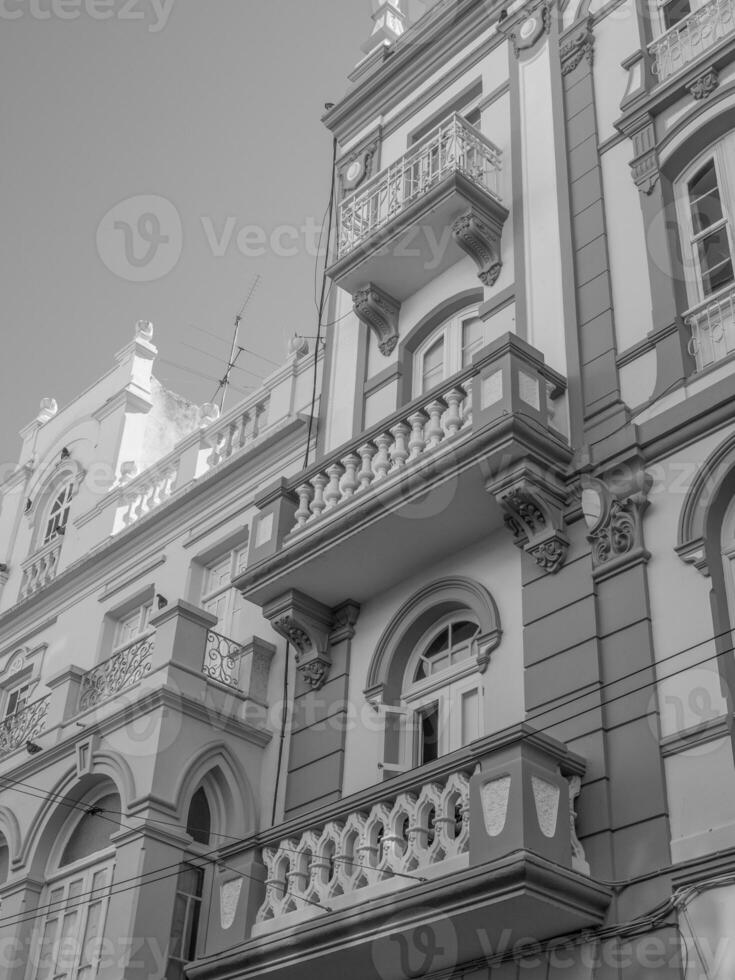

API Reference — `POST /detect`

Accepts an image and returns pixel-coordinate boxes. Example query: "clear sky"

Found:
[0,0,377,469]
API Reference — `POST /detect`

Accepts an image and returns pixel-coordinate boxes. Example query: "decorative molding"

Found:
[353,284,402,357]
[687,66,719,100]
[581,472,652,575]
[532,775,560,838]
[452,208,503,286]
[568,775,590,875]
[498,0,551,58]
[330,600,361,644]
[481,775,511,837]
[489,473,569,574]
[560,19,594,76]
[338,129,382,196]
[629,121,660,195]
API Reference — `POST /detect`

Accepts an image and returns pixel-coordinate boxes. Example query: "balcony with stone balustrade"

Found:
[236,332,573,621]
[190,725,611,980]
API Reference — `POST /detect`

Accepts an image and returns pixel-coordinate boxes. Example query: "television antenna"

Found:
[216,275,261,412]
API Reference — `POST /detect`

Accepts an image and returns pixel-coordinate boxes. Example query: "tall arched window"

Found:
[166,787,212,979]
[412,305,487,396]
[32,791,120,980]
[43,483,74,545]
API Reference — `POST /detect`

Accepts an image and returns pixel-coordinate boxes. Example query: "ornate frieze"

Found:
[581,472,652,575]
[489,474,569,574]
[687,66,719,100]
[451,209,503,287]
[352,283,401,357]
[560,19,594,75]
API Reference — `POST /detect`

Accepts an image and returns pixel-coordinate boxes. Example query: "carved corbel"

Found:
[353,283,401,356]
[488,473,569,574]
[687,66,719,100]
[629,121,660,195]
[452,208,504,287]
[264,591,361,690]
[560,18,594,76]
[581,473,652,575]
[265,590,334,690]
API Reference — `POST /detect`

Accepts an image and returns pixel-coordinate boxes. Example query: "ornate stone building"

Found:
[2,0,735,977]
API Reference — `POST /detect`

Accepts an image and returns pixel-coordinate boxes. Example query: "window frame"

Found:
[675,136,735,309]
[200,545,249,639]
[411,304,484,397]
[42,482,75,546]
[112,598,154,653]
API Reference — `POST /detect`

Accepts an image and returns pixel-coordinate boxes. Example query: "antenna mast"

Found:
[218,274,261,412]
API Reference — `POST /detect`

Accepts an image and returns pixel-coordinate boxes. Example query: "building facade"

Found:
[2,0,735,977]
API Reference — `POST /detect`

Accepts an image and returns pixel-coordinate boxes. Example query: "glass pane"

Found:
[689,160,724,234]
[663,0,691,28]
[56,909,80,979]
[451,621,479,646]
[35,917,60,980]
[186,901,202,960]
[697,230,734,296]
[60,794,121,867]
[206,556,232,595]
[461,689,480,745]
[79,899,103,968]
[420,704,440,764]
[168,893,188,960]
[424,627,450,660]
[186,790,212,847]
[461,317,484,366]
[421,336,445,391]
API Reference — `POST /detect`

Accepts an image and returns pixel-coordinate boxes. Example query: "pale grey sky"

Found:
[0,0,377,468]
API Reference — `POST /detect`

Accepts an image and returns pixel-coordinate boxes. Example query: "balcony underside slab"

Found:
[189,851,611,980]
[327,171,507,301]
[237,414,571,608]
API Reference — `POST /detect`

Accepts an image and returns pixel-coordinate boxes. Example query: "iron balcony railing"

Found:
[202,630,243,690]
[686,283,735,372]
[337,113,503,259]
[77,635,155,713]
[649,0,735,82]
[0,696,50,758]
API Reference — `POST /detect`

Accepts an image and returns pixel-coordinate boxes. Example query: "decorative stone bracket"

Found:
[452,207,504,287]
[628,120,660,196]
[687,66,719,100]
[353,283,401,357]
[487,470,569,574]
[263,590,360,690]
[581,471,652,576]
[560,18,594,76]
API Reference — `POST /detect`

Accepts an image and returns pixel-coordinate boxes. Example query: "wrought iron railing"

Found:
[686,283,735,371]
[337,113,502,258]
[202,631,242,689]
[649,0,735,82]
[78,635,155,712]
[0,696,50,757]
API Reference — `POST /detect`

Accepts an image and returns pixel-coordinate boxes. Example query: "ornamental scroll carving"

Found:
[451,209,503,287]
[489,473,570,574]
[560,19,594,75]
[582,472,651,574]
[353,283,401,356]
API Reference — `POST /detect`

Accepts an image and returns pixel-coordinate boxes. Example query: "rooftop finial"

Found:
[361,0,406,55]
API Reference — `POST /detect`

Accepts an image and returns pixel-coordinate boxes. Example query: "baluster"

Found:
[238,411,250,449]
[444,387,465,437]
[462,378,473,429]
[373,433,393,480]
[309,473,328,520]
[294,484,313,527]
[425,398,448,448]
[324,464,344,510]
[341,454,360,498]
[407,410,428,460]
[389,422,411,470]
[357,443,377,491]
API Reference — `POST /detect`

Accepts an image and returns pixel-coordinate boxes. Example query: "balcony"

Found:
[328,114,508,338]
[237,333,572,617]
[19,537,63,600]
[649,0,735,83]
[77,635,155,712]
[190,726,611,980]
[686,283,735,372]
[0,696,50,758]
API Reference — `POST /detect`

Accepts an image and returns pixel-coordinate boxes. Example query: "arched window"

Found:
[675,136,735,307]
[166,788,212,979]
[43,482,74,545]
[33,791,120,980]
[412,305,486,396]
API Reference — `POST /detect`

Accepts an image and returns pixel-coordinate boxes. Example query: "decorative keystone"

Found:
[264,591,360,690]
[488,472,569,574]
[452,209,503,286]
[497,0,551,57]
[687,66,719,100]
[581,472,652,576]
[560,18,593,75]
[353,283,401,356]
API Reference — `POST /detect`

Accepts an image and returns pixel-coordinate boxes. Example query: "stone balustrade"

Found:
[119,463,180,530]
[19,538,63,600]
[292,382,471,533]
[0,696,50,757]
[649,0,735,81]
[256,770,470,927]
[77,635,155,713]
[203,399,269,471]
[686,283,735,372]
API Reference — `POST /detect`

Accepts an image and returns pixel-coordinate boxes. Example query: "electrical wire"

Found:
[175,340,267,382]
[189,325,280,368]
